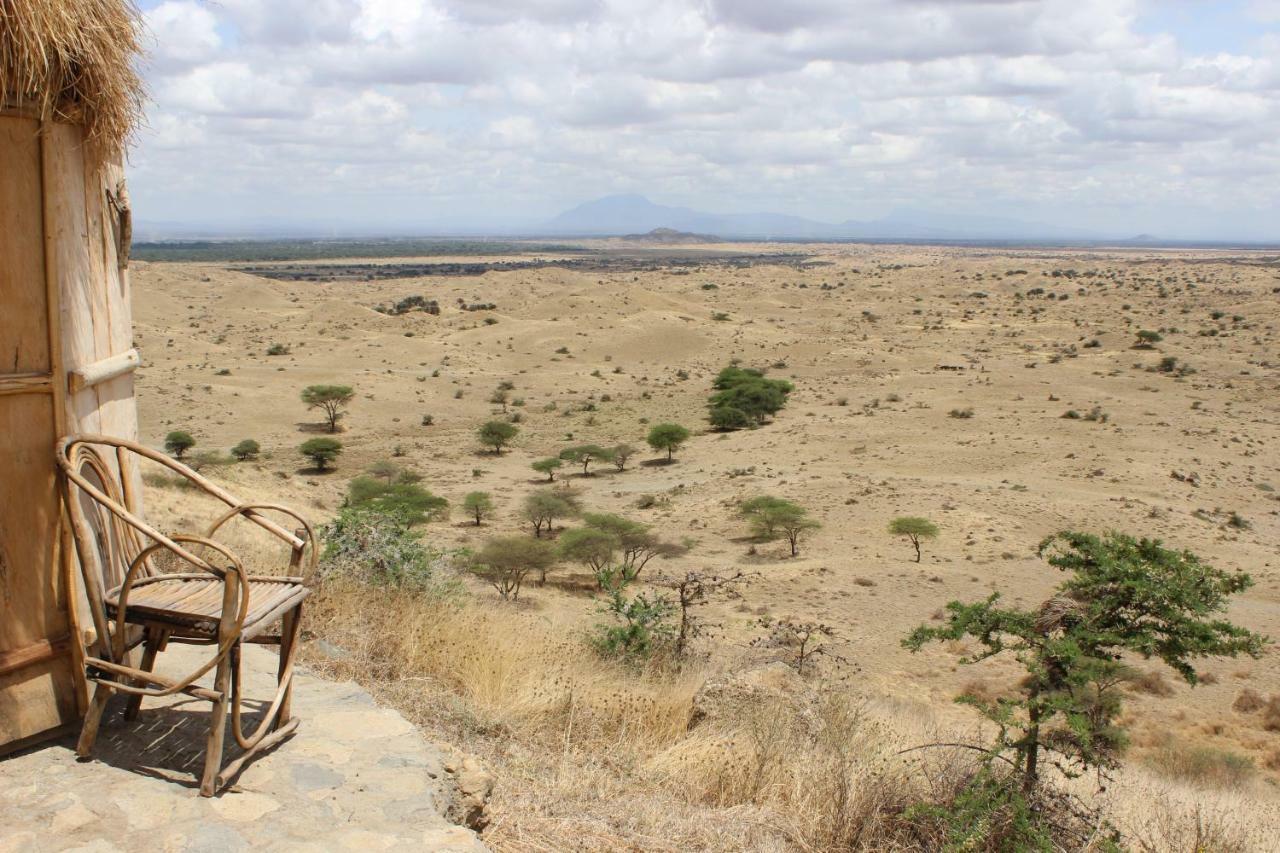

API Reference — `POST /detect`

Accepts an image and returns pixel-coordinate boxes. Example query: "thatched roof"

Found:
[1,0,145,160]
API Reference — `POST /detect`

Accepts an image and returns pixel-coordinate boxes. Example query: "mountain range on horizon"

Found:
[131,194,1280,246]
[543,194,1108,242]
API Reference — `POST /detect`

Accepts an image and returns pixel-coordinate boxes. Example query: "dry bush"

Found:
[1142,734,1255,790]
[1129,669,1175,697]
[1262,695,1280,732]
[1232,688,1265,713]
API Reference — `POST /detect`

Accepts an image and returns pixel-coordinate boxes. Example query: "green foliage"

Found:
[230,439,260,461]
[301,384,355,432]
[559,443,614,475]
[592,588,674,660]
[164,430,195,459]
[299,437,342,471]
[707,365,793,428]
[646,422,691,460]
[906,768,1057,853]
[558,526,618,583]
[477,419,519,453]
[903,530,1268,790]
[319,506,449,590]
[708,405,751,430]
[470,535,557,600]
[531,457,563,481]
[346,474,448,525]
[266,342,290,356]
[738,496,819,556]
[463,491,494,525]
[889,516,939,562]
[522,489,581,537]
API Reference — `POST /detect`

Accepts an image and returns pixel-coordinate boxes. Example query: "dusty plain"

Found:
[130,241,1280,834]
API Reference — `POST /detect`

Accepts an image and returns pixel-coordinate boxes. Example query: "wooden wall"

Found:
[0,112,141,752]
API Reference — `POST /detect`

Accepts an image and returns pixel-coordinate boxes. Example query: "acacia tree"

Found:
[531,457,562,482]
[583,512,682,580]
[889,516,938,563]
[740,497,820,556]
[302,384,354,432]
[299,437,342,471]
[477,420,518,453]
[463,491,494,525]
[470,536,556,600]
[230,439,259,461]
[646,423,690,461]
[164,430,195,459]
[521,490,580,538]
[611,443,637,472]
[904,531,1268,791]
[559,444,614,476]
[558,526,618,588]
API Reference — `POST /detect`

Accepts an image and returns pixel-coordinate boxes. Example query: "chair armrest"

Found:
[91,534,250,699]
[206,502,319,578]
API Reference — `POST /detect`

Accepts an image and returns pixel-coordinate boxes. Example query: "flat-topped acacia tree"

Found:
[164,430,195,459]
[889,516,938,563]
[302,384,354,432]
[299,437,342,471]
[531,457,562,481]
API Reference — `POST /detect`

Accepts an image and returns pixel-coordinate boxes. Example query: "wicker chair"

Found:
[56,435,314,796]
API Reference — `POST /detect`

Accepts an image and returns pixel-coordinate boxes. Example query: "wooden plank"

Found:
[0,637,70,678]
[0,115,49,375]
[0,373,52,396]
[67,348,139,392]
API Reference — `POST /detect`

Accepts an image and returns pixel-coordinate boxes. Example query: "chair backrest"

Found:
[58,439,152,660]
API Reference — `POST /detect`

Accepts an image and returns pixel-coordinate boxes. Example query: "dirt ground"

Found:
[131,241,1280,786]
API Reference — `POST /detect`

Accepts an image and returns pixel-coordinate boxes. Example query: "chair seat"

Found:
[106,575,308,635]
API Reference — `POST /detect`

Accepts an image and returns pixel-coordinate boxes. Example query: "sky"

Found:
[131,0,1280,240]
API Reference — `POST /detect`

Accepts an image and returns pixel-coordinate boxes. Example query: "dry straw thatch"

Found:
[1,0,145,160]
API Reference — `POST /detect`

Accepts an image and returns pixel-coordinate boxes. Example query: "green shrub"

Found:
[164,430,195,459]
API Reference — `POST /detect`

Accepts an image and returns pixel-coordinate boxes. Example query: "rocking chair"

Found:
[56,435,315,796]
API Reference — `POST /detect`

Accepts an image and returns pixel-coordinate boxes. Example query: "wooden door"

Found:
[0,112,81,751]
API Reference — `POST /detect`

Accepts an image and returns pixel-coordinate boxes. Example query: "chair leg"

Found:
[276,604,301,728]
[123,628,164,721]
[199,647,234,797]
[76,681,114,758]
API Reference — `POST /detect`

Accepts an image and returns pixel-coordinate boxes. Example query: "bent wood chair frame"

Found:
[56,435,316,796]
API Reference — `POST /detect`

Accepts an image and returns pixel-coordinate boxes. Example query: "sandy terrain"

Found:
[130,242,1280,784]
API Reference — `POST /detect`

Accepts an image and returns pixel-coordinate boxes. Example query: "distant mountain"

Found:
[544,195,1109,241]
[621,227,719,244]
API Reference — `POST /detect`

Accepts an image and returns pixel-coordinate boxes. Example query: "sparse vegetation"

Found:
[230,438,260,461]
[477,419,519,453]
[163,430,195,459]
[302,384,355,432]
[299,437,343,471]
[646,422,691,461]
[888,516,939,562]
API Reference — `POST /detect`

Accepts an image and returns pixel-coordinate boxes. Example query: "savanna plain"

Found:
[131,242,1280,851]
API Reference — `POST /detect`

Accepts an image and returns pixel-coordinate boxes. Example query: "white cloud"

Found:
[128,0,1280,237]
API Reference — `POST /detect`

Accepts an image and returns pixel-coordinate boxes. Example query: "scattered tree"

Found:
[299,437,342,471]
[583,512,682,579]
[301,384,355,433]
[889,516,939,563]
[470,536,556,601]
[531,457,563,481]
[708,365,793,427]
[230,439,260,462]
[164,430,195,459]
[347,474,448,525]
[611,443,637,472]
[559,444,614,476]
[646,423,691,461]
[463,491,494,526]
[739,496,819,555]
[905,531,1268,791]
[367,460,401,483]
[558,526,617,586]
[477,419,519,453]
[521,489,581,538]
